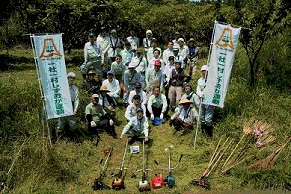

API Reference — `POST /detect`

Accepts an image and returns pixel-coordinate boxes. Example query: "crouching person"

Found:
[169,99,197,136]
[120,108,149,144]
[85,94,117,146]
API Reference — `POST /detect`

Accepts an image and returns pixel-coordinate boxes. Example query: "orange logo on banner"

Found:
[215,28,235,50]
[39,38,62,58]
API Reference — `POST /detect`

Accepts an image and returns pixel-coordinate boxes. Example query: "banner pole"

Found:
[30,34,52,146]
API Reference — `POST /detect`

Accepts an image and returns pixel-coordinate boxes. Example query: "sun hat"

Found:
[88,32,94,38]
[92,94,99,98]
[107,70,114,75]
[87,70,96,75]
[179,99,194,105]
[98,86,110,93]
[111,29,117,33]
[146,30,152,34]
[136,108,144,113]
[175,60,182,64]
[178,38,184,42]
[128,62,136,69]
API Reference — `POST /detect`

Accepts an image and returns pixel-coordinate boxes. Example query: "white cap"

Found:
[92,94,99,98]
[178,38,184,42]
[67,72,76,77]
[128,62,136,69]
[201,65,208,71]
[146,30,152,34]
[111,29,117,33]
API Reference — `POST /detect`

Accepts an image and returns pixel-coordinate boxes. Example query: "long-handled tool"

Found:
[92,147,113,190]
[153,145,183,188]
[132,140,151,192]
[112,140,129,190]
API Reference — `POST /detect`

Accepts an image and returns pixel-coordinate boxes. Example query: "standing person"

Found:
[170,99,197,135]
[148,49,165,71]
[131,48,147,89]
[83,69,102,95]
[168,60,190,111]
[173,46,183,66]
[196,65,214,138]
[120,40,134,66]
[146,38,161,64]
[81,33,103,87]
[172,31,181,47]
[147,86,168,125]
[143,29,154,50]
[123,63,142,106]
[102,70,120,104]
[96,26,109,52]
[104,29,122,67]
[85,94,117,146]
[145,60,164,98]
[57,72,79,138]
[110,54,127,83]
[163,41,174,65]
[128,82,147,106]
[177,38,189,69]
[126,29,139,53]
[187,38,200,77]
[125,95,146,121]
[164,56,176,99]
[120,108,149,144]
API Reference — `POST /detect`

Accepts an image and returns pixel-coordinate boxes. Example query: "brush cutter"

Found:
[131,140,151,192]
[111,140,129,190]
[92,147,113,190]
[153,145,183,188]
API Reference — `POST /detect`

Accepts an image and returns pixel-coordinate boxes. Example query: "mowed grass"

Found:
[0,46,290,194]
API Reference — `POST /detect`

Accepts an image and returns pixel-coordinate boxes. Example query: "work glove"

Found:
[160,113,164,120]
[150,114,154,120]
[90,121,97,127]
[109,119,114,126]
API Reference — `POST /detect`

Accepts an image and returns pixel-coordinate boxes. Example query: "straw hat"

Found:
[179,99,193,105]
[98,86,110,92]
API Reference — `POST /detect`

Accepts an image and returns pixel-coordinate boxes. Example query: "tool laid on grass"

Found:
[92,147,113,190]
[190,136,232,189]
[131,140,151,192]
[153,145,183,188]
[112,140,129,190]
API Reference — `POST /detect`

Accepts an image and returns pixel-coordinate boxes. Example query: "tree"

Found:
[232,0,291,87]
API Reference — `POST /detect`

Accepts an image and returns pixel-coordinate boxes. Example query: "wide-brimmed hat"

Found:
[98,86,110,93]
[201,65,208,71]
[179,99,193,105]
[128,62,136,69]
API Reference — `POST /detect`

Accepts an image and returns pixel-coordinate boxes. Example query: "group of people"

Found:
[58,28,214,144]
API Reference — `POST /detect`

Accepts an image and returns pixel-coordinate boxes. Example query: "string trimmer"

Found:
[153,145,183,188]
[131,140,151,192]
[92,147,113,190]
[111,140,129,190]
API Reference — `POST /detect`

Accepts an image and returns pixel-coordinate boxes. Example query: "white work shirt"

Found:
[84,41,102,63]
[126,36,139,51]
[163,48,174,64]
[102,79,120,97]
[164,64,175,83]
[128,90,147,105]
[125,103,146,121]
[122,116,149,137]
[131,56,147,73]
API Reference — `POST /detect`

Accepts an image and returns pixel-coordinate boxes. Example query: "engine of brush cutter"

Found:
[151,174,164,189]
[164,175,175,188]
[112,178,125,190]
[138,180,151,191]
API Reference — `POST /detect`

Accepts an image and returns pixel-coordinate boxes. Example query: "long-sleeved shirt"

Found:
[69,85,79,113]
[146,47,162,63]
[84,41,102,63]
[126,36,139,51]
[164,64,175,83]
[122,116,149,137]
[143,37,153,49]
[171,106,197,124]
[131,56,147,74]
[181,92,200,108]
[128,90,147,105]
[104,36,121,58]
[111,61,127,76]
[102,79,120,97]
[123,70,142,92]
[125,103,146,121]
[120,49,134,65]
[170,68,190,87]
[148,58,165,71]
[145,68,164,91]
[196,77,206,98]
[162,48,174,64]
[85,102,106,123]
[178,45,189,68]
[147,94,167,114]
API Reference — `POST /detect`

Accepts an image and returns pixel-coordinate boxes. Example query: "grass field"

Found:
[0,45,290,194]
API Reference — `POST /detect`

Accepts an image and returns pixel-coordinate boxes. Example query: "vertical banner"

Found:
[203,21,241,108]
[32,34,73,119]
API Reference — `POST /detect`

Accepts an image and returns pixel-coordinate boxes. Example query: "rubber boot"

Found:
[205,125,213,142]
